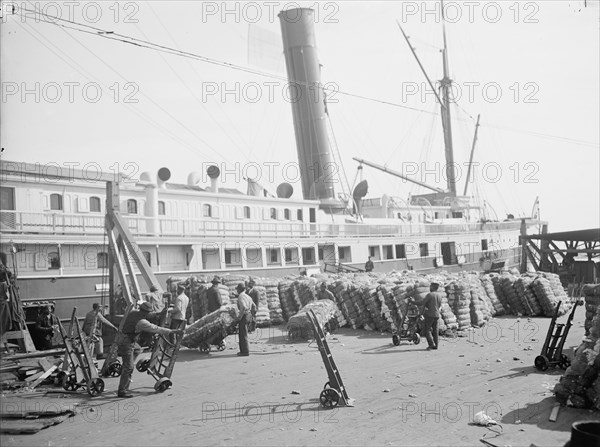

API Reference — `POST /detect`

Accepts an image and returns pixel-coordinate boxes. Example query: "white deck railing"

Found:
[0,210,523,239]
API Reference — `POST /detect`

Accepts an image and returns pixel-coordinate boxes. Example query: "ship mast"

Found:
[440,0,457,196]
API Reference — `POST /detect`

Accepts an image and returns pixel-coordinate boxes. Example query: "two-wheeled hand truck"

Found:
[392,301,423,346]
[56,308,105,396]
[135,320,185,392]
[306,310,355,409]
[535,299,582,371]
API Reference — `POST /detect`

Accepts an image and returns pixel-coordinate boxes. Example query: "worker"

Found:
[410,282,443,350]
[235,283,256,357]
[246,278,260,307]
[316,282,335,301]
[116,301,181,398]
[146,285,164,312]
[82,303,118,360]
[365,256,374,272]
[169,284,189,329]
[206,276,222,313]
[33,305,57,350]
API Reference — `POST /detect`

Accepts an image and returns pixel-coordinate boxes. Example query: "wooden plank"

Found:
[38,358,52,372]
[30,364,58,389]
[549,402,560,422]
[3,348,65,361]
[24,370,45,383]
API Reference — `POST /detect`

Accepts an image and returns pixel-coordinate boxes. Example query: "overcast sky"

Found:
[1,1,599,232]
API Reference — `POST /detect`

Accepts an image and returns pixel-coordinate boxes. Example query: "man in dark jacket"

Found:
[411,282,443,350]
[33,305,57,350]
[365,257,374,272]
[116,302,181,398]
[206,276,222,313]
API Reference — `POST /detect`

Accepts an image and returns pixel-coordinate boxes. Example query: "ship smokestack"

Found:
[279,8,341,209]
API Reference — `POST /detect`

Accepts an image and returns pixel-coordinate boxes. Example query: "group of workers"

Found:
[33,269,443,398]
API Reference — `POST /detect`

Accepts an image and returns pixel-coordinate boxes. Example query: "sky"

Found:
[1,0,599,232]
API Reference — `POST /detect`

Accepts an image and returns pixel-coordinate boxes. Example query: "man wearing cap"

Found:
[83,303,118,360]
[116,302,181,398]
[207,276,222,314]
[316,282,335,301]
[236,283,256,356]
[169,284,189,329]
[411,282,443,350]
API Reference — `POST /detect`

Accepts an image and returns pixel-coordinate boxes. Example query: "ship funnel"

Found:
[279,8,343,210]
[207,165,220,193]
[140,171,154,183]
[187,171,202,186]
[276,182,294,199]
[157,167,171,189]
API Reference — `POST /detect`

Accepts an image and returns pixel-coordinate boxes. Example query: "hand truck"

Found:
[135,320,185,392]
[535,299,582,371]
[392,301,423,346]
[100,303,135,378]
[56,308,105,397]
[306,309,355,409]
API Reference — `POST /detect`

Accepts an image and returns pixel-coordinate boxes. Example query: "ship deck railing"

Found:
[0,210,523,240]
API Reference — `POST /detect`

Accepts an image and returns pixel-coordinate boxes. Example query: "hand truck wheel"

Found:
[136,358,150,372]
[107,361,123,377]
[413,333,421,345]
[319,388,340,408]
[559,354,571,370]
[534,355,549,371]
[198,342,211,354]
[154,377,172,393]
[392,334,400,346]
[87,378,105,397]
[63,375,78,391]
[217,342,226,351]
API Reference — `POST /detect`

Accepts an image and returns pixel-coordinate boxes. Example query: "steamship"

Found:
[0,8,540,319]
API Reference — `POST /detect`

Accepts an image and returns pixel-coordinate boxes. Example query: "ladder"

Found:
[306,309,354,408]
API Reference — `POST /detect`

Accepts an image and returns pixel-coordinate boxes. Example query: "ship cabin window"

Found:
[50,194,63,211]
[318,248,324,261]
[419,243,429,257]
[452,211,463,218]
[225,249,242,267]
[270,208,277,219]
[243,206,251,219]
[0,252,7,266]
[395,244,406,259]
[97,252,108,269]
[441,242,457,265]
[127,199,138,214]
[384,245,394,260]
[142,251,151,266]
[301,247,315,265]
[297,209,303,221]
[90,196,101,213]
[434,212,439,219]
[203,204,212,218]
[284,247,299,265]
[158,201,166,216]
[267,248,280,265]
[369,246,376,257]
[284,209,291,220]
[48,251,61,269]
[338,246,351,262]
[481,239,488,251]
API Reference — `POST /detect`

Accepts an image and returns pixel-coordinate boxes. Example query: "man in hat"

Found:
[82,303,118,359]
[146,285,164,312]
[246,278,260,307]
[235,283,256,356]
[116,301,182,398]
[411,282,443,350]
[169,284,189,329]
[33,305,57,350]
[207,276,222,314]
[365,256,374,272]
